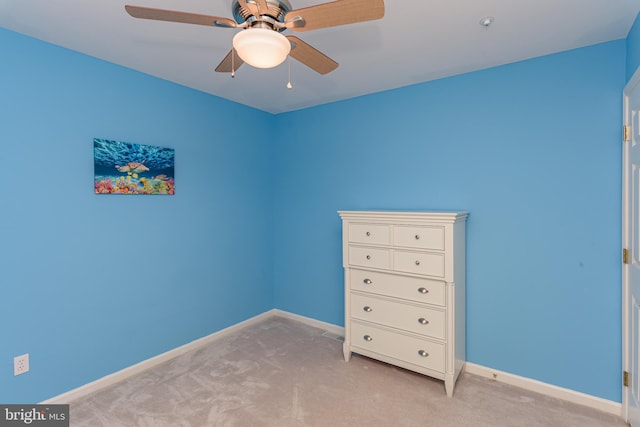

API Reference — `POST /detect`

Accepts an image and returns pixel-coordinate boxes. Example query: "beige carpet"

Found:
[69,316,626,426]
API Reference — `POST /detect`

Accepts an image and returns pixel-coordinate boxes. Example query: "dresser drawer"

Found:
[351,293,445,339]
[394,225,444,250]
[394,250,445,277]
[348,223,390,245]
[348,246,391,270]
[350,269,445,306]
[351,321,445,373]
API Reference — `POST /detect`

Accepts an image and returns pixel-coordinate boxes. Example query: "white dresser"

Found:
[338,210,468,397]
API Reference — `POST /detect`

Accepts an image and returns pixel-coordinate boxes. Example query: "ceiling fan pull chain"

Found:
[231,48,235,78]
[287,57,293,89]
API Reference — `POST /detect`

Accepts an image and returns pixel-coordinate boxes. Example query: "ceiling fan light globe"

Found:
[232,28,291,69]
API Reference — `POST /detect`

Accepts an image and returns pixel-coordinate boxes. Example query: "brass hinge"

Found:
[625,370,630,387]
[624,248,630,265]
[624,125,631,142]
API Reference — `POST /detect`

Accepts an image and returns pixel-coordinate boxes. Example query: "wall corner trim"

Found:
[464,362,622,417]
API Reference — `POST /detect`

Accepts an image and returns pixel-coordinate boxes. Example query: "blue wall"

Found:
[272,40,626,401]
[0,24,631,404]
[627,12,640,80]
[0,28,275,403]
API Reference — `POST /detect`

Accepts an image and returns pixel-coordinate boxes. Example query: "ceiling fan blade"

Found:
[285,0,384,32]
[125,5,237,28]
[286,36,338,74]
[214,49,245,73]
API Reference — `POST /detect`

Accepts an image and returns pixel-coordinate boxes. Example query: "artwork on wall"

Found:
[93,138,175,195]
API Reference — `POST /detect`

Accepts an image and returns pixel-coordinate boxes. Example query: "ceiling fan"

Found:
[125,0,385,75]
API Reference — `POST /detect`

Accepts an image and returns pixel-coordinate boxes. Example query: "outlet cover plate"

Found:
[14,353,29,376]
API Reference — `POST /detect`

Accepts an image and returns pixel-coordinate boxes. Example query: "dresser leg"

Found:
[444,375,454,397]
[343,343,351,362]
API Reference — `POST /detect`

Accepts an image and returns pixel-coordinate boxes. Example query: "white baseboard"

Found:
[271,313,622,417]
[272,309,345,336]
[464,362,621,417]
[41,310,275,404]
[41,310,620,419]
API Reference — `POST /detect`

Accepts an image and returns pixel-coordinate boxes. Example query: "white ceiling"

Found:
[1,0,639,114]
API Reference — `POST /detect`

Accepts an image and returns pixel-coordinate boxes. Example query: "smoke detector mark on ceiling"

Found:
[480,16,494,28]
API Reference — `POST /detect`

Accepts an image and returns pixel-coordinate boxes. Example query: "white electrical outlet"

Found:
[14,353,29,376]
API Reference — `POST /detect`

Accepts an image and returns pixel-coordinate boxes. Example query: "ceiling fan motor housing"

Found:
[232,0,292,31]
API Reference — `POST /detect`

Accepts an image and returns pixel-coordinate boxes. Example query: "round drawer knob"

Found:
[366,231,371,236]
[418,287,429,294]
[415,234,420,240]
[363,306,372,313]
[363,278,372,285]
[415,260,421,266]
[418,318,429,325]
[366,255,371,260]
[418,350,429,358]
[364,335,373,342]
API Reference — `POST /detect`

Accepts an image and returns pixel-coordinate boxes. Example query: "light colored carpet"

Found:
[69,316,626,426]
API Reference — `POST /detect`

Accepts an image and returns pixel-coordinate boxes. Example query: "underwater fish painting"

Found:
[115,162,150,174]
[94,138,175,195]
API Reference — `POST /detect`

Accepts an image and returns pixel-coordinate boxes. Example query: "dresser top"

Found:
[338,210,469,223]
